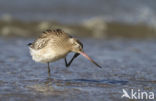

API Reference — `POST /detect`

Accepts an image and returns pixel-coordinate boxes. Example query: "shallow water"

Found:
[1,0,156,26]
[0,38,156,101]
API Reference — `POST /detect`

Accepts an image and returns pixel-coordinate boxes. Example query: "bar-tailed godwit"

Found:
[28,29,102,75]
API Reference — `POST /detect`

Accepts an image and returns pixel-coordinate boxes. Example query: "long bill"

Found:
[79,51,102,68]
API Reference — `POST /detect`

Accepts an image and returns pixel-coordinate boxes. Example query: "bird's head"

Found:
[69,38,102,68]
[70,38,83,53]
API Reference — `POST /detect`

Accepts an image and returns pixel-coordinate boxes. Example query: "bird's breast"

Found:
[29,46,69,63]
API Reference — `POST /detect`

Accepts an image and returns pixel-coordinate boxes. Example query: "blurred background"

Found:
[1,0,156,101]
[0,0,156,38]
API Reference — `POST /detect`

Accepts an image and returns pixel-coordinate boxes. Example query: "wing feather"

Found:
[30,29,71,50]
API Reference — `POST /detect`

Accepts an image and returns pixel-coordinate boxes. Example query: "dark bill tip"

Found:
[79,51,102,68]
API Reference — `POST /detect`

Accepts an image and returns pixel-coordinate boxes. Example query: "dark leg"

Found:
[47,62,51,75]
[65,53,80,67]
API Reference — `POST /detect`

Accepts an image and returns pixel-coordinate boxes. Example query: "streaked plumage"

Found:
[28,29,102,75]
[29,29,72,63]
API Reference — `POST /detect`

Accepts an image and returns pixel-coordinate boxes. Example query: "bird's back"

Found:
[29,29,71,50]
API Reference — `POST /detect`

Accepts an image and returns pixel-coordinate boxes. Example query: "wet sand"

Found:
[0,38,156,101]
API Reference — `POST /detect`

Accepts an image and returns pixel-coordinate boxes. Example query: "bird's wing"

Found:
[30,29,71,50]
[31,37,50,50]
[42,29,71,39]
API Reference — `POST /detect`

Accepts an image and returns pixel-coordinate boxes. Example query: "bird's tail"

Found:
[27,43,32,46]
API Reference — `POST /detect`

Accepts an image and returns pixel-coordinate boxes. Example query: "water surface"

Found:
[1,0,156,26]
[0,38,156,101]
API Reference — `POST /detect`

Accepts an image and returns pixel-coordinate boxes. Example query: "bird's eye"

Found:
[79,46,81,49]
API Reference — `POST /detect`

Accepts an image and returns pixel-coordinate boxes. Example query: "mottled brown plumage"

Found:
[28,29,102,75]
[30,29,71,50]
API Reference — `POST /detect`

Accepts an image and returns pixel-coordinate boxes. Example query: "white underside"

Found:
[29,47,68,63]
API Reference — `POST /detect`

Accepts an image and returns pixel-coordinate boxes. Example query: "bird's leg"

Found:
[65,53,80,67]
[47,62,51,75]
[64,57,68,67]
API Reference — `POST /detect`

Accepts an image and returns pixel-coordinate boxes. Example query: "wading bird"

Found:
[28,29,102,75]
